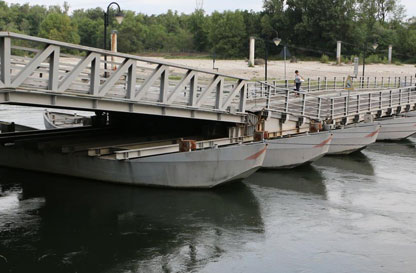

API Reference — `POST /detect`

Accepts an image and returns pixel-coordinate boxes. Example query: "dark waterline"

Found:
[1,105,416,273]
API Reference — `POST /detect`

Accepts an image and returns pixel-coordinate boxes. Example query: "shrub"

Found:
[366,54,382,64]
[320,54,330,64]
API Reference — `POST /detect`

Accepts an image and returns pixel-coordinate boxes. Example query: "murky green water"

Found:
[1,105,416,273]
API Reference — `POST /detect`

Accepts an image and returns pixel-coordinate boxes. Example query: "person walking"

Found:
[294,70,304,92]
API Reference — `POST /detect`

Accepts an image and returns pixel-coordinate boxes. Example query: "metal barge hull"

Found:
[376,116,416,141]
[263,132,332,169]
[0,142,266,188]
[327,124,381,155]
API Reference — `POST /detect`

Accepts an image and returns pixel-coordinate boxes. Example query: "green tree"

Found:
[39,12,80,44]
[208,11,247,58]
[188,9,209,52]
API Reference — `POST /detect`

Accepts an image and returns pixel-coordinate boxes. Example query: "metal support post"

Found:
[0,37,11,85]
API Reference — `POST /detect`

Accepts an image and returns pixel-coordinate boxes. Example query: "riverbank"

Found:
[146,58,416,80]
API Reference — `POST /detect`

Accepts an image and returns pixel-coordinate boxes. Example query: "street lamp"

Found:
[104,2,124,50]
[362,42,378,81]
[264,35,281,82]
[103,2,124,76]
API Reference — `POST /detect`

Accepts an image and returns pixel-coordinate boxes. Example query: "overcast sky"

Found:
[4,0,416,18]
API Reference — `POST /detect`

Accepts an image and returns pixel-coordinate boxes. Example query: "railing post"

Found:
[266,85,271,109]
[408,88,411,104]
[284,89,290,112]
[261,82,264,97]
[159,69,169,103]
[0,37,11,85]
[331,98,335,119]
[301,93,306,116]
[307,78,310,92]
[285,79,288,89]
[381,77,384,88]
[398,76,401,87]
[188,74,198,106]
[410,76,413,86]
[344,96,348,117]
[357,94,360,113]
[324,77,327,90]
[389,90,393,107]
[334,77,337,89]
[343,77,346,89]
[379,91,382,109]
[215,79,224,109]
[239,83,247,112]
[388,77,391,88]
[317,97,322,119]
[374,77,377,88]
[368,93,372,111]
[317,77,321,91]
[273,81,277,95]
[394,77,397,88]
[398,89,402,105]
[405,76,407,87]
[366,77,369,88]
[90,56,101,96]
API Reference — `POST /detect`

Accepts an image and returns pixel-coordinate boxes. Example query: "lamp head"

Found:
[273,37,282,46]
[115,11,124,24]
[372,43,378,50]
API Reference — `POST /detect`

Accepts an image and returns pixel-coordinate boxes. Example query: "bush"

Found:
[320,54,330,63]
[366,54,382,64]
[341,56,350,64]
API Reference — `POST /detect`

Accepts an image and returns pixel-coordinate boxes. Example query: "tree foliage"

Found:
[0,0,415,61]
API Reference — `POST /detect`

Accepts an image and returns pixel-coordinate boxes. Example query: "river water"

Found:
[0,105,415,273]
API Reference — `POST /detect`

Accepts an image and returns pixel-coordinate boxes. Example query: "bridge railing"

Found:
[0,32,248,116]
[322,86,416,120]
[248,75,414,96]
[248,81,416,122]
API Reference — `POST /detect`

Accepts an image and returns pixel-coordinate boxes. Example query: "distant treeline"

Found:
[0,0,415,62]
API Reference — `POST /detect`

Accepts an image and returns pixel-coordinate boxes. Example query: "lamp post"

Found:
[362,42,378,87]
[263,36,281,82]
[103,2,124,76]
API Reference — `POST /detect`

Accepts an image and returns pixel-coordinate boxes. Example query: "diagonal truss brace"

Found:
[221,79,246,111]
[58,52,101,93]
[166,70,196,104]
[99,59,136,97]
[194,75,223,107]
[11,44,60,89]
[135,64,167,100]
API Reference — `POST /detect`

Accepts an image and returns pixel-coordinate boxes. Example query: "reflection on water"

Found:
[0,167,263,273]
[2,105,416,273]
[244,165,326,197]
[366,138,416,158]
[314,151,375,176]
